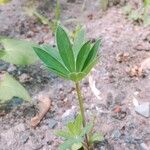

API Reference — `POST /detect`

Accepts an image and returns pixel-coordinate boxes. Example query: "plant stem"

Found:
[75,82,90,149]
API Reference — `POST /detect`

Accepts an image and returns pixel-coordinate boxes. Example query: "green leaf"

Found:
[0,72,31,103]
[83,58,98,76]
[0,38,39,65]
[74,114,83,135]
[59,137,83,150]
[76,41,91,72]
[90,133,104,143]
[33,47,70,77]
[129,10,141,21]
[71,143,82,150]
[69,72,86,82]
[41,44,64,64]
[56,130,72,139]
[68,122,77,136]
[56,26,75,72]
[0,0,12,4]
[143,14,150,26]
[80,123,93,137]
[72,27,86,58]
[82,40,100,71]
[0,50,6,58]
[122,4,132,15]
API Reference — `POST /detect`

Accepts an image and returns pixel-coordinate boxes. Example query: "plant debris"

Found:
[30,95,51,127]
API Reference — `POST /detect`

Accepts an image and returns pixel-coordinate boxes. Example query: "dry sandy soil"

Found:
[0,0,150,150]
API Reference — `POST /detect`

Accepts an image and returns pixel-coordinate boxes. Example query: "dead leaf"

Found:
[89,75,101,100]
[115,52,129,63]
[30,95,51,127]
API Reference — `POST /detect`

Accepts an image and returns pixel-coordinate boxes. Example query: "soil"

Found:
[0,0,150,150]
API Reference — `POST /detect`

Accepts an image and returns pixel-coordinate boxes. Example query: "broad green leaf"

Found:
[76,41,91,72]
[0,0,11,4]
[80,123,93,137]
[56,130,72,139]
[90,133,104,143]
[82,40,100,71]
[71,143,82,150]
[56,26,75,72]
[68,122,77,136]
[0,38,39,65]
[33,47,70,76]
[144,0,150,8]
[74,114,82,135]
[72,27,86,58]
[59,137,83,150]
[0,50,6,58]
[0,72,31,103]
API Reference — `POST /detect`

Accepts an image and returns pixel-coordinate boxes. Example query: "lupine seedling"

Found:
[33,25,102,150]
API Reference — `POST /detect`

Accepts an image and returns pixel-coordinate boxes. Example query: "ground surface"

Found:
[0,0,150,150]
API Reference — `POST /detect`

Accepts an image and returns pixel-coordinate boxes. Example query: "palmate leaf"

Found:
[33,25,101,82]
[0,72,31,103]
[56,26,75,72]
[0,38,39,65]
[33,47,70,78]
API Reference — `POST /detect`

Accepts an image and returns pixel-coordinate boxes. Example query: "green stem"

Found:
[75,82,90,149]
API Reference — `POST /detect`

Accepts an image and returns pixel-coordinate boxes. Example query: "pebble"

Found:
[48,119,57,129]
[124,134,135,144]
[7,64,16,72]
[140,143,149,150]
[135,102,150,118]
[112,129,121,140]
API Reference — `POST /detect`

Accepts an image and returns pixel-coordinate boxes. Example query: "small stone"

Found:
[48,119,57,129]
[135,102,150,118]
[62,107,76,125]
[112,129,121,140]
[18,73,33,83]
[7,64,16,72]
[124,134,135,144]
[140,143,149,150]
